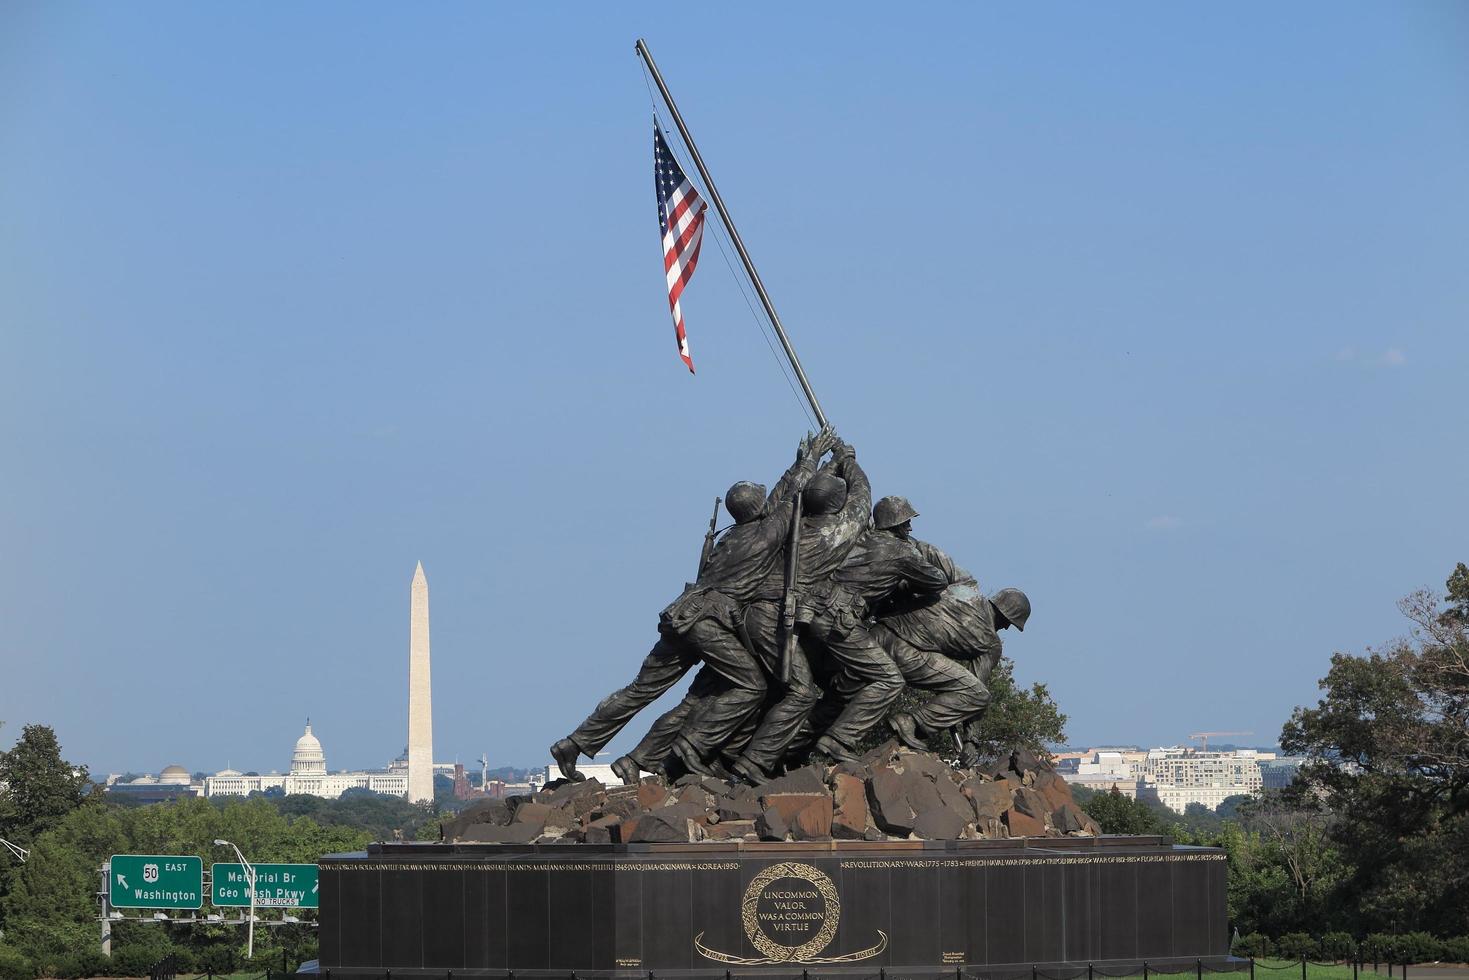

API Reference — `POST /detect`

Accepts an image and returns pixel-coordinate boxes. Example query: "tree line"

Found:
[0,728,442,980]
[1075,563,1469,957]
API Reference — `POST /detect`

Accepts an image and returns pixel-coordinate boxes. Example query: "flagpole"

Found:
[635,38,829,429]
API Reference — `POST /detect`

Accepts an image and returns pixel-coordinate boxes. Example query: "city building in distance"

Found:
[1136,746,1268,812]
[104,764,203,802]
[1058,743,1292,813]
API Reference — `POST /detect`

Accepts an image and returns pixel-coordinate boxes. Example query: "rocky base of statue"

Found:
[442,743,1100,845]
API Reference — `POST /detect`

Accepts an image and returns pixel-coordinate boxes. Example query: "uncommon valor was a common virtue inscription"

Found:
[698,860,887,965]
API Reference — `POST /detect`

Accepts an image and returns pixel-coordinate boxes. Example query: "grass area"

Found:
[1249,961,1360,980]
[1249,961,1445,980]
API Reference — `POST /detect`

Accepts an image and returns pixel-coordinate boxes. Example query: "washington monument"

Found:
[408,561,434,804]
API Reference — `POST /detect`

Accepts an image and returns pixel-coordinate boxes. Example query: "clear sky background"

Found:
[2,4,1466,776]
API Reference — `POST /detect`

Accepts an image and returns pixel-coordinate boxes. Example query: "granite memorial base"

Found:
[319,836,1240,979]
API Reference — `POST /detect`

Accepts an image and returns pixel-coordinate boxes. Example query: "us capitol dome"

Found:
[202,720,409,800]
[291,721,327,776]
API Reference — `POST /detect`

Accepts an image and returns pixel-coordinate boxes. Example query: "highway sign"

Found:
[211,863,319,909]
[108,854,203,909]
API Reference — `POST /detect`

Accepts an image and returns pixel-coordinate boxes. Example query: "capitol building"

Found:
[203,721,410,800]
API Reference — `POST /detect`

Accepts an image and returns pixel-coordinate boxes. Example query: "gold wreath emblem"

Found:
[694,861,888,966]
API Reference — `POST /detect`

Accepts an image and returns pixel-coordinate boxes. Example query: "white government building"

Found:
[204,722,411,799]
[1059,745,1271,813]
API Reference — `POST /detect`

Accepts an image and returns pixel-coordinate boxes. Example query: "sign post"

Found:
[107,855,203,910]
[212,863,319,909]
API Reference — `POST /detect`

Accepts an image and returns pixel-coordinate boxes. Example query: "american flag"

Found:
[654,123,707,373]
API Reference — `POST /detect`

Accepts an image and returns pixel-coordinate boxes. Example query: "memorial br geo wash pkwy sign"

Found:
[212,863,320,909]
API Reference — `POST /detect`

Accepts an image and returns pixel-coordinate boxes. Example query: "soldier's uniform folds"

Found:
[797,527,951,752]
[871,541,999,734]
[735,444,871,773]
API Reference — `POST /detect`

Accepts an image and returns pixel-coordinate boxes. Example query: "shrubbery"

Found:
[1233,933,1272,958]
[1318,932,1357,961]
[1236,933,1468,965]
[1275,933,1318,959]
[0,947,34,980]
[1442,936,1469,964]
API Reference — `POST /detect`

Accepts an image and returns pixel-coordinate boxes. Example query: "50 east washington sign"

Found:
[108,855,204,910]
[212,863,319,909]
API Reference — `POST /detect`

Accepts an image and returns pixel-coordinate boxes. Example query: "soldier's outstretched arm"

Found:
[831,439,873,524]
[913,538,978,587]
[899,547,953,595]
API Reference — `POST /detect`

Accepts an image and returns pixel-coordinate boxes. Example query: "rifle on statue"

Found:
[697,496,722,577]
[778,491,803,686]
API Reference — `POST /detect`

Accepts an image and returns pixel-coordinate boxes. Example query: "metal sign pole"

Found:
[100,863,112,958]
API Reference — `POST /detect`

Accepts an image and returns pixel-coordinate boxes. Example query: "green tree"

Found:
[0,725,91,849]
[964,659,1068,757]
[1081,788,1166,835]
[1281,564,1469,936]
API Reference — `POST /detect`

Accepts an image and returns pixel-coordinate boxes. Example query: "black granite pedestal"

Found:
[319,836,1236,978]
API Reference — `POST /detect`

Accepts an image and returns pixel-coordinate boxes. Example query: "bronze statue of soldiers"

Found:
[790,495,951,763]
[549,428,833,781]
[870,537,1031,754]
[949,587,1030,764]
[724,438,872,782]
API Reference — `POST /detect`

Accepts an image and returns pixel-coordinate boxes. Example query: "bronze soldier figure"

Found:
[950,587,1030,765]
[791,495,951,763]
[549,428,832,781]
[870,541,996,750]
[726,438,872,783]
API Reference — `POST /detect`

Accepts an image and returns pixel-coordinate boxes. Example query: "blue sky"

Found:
[2,4,1466,775]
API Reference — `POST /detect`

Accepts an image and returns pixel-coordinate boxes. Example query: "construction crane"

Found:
[1,838,27,862]
[1189,731,1253,752]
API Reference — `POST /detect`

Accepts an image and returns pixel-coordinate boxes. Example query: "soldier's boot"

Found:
[671,735,718,778]
[610,756,641,786]
[813,734,859,765]
[958,740,983,770]
[549,738,585,782]
[887,712,927,753]
[729,757,770,787]
[706,756,736,782]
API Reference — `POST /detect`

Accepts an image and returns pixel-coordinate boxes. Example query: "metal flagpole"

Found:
[635,38,828,429]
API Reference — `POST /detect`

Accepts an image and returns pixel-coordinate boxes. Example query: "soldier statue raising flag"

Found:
[546,41,1031,783]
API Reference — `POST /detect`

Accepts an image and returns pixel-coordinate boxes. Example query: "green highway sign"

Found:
[211,863,319,909]
[108,854,203,909]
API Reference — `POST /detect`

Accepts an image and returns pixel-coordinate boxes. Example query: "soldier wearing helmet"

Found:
[724,437,872,783]
[870,540,1031,757]
[783,496,952,764]
[872,495,919,534]
[550,427,836,782]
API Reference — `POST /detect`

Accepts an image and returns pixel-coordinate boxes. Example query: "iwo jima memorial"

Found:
[318,40,1232,979]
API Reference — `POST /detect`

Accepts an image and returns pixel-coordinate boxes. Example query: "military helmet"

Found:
[990,588,1031,631]
[872,495,919,530]
[725,482,767,523]
[802,472,848,516]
